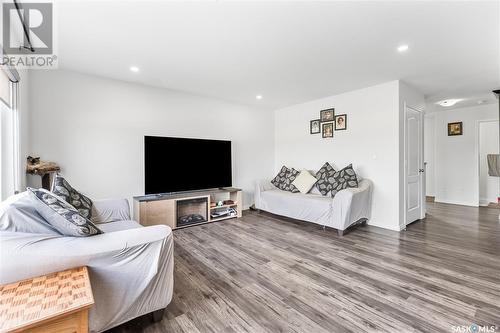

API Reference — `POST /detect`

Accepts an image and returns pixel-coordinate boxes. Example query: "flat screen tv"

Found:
[145,136,232,194]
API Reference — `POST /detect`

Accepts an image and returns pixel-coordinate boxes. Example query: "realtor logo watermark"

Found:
[2,1,57,68]
[452,324,497,333]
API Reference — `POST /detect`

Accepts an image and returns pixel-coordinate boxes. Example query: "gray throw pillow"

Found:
[51,175,93,219]
[28,188,103,237]
[283,168,300,193]
[271,166,290,190]
[330,164,359,197]
[315,162,336,196]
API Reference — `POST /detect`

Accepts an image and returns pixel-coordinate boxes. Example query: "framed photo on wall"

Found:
[322,122,334,138]
[310,119,320,134]
[448,122,462,136]
[334,114,347,130]
[320,108,335,122]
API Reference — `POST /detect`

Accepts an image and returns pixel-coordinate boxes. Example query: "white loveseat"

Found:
[0,192,174,332]
[255,179,372,235]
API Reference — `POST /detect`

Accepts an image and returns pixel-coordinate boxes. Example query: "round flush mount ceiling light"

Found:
[397,44,409,52]
[256,95,263,100]
[130,66,140,73]
[436,99,462,107]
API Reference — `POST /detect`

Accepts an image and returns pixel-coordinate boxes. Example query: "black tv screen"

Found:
[145,136,232,194]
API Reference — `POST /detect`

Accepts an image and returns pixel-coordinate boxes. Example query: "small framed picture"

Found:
[320,108,335,122]
[310,119,320,134]
[334,114,347,130]
[448,122,462,136]
[322,122,334,138]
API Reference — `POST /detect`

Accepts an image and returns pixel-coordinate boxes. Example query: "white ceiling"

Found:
[56,1,500,109]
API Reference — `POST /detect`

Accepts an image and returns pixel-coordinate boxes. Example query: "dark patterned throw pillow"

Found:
[28,188,103,237]
[271,166,290,190]
[283,168,300,193]
[51,175,93,219]
[315,162,336,196]
[330,164,359,197]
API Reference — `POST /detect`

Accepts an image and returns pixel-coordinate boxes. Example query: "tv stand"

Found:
[133,188,242,229]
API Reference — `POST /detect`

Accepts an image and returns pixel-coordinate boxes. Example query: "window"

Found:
[0,70,10,107]
[0,69,20,201]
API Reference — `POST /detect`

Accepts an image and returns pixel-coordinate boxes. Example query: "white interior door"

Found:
[479,120,499,206]
[405,106,424,225]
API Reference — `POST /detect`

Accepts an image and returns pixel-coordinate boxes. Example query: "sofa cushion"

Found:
[51,175,93,219]
[28,188,103,237]
[260,189,333,225]
[330,164,359,197]
[315,162,336,195]
[98,220,142,232]
[0,192,61,235]
[292,170,317,194]
[309,186,322,195]
[91,198,130,224]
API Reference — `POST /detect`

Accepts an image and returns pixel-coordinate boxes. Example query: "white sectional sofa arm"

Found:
[332,179,373,231]
[0,225,171,284]
[92,198,131,223]
[255,179,275,209]
[339,178,372,196]
[258,179,275,192]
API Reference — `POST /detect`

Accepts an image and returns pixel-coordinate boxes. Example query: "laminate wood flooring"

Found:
[108,202,500,333]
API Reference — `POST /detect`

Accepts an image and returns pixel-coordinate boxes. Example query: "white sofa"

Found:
[255,179,372,235]
[0,192,174,332]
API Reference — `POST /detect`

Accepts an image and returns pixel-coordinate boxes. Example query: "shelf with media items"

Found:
[133,188,242,230]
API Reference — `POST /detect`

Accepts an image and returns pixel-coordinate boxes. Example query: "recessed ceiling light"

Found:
[397,44,409,52]
[436,99,462,107]
[256,95,263,100]
[130,66,140,73]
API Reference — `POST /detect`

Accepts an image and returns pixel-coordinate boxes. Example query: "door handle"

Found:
[419,169,425,173]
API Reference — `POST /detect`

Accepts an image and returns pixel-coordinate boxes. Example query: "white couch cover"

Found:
[255,179,372,231]
[0,193,174,333]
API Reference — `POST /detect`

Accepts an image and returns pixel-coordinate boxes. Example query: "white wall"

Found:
[432,103,499,206]
[424,114,435,196]
[479,120,499,205]
[27,70,275,208]
[274,80,408,230]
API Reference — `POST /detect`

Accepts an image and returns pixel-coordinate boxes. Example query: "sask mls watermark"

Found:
[452,324,497,333]
[2,1,57,69]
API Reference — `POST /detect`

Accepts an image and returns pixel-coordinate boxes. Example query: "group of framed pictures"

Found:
[310,108,347,138]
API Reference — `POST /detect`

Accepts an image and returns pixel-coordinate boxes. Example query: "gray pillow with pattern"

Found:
[51,175,93,219]
[28,188,103,237]
[315,162,336,196]
[271,166,290,190]
[330,164,359,197]
[283,168,300,193]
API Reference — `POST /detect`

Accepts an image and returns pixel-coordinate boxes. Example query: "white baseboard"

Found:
[479,199,490,207]
[434,198,479,207]
[479,198,497,207]
[366,221,401,231]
